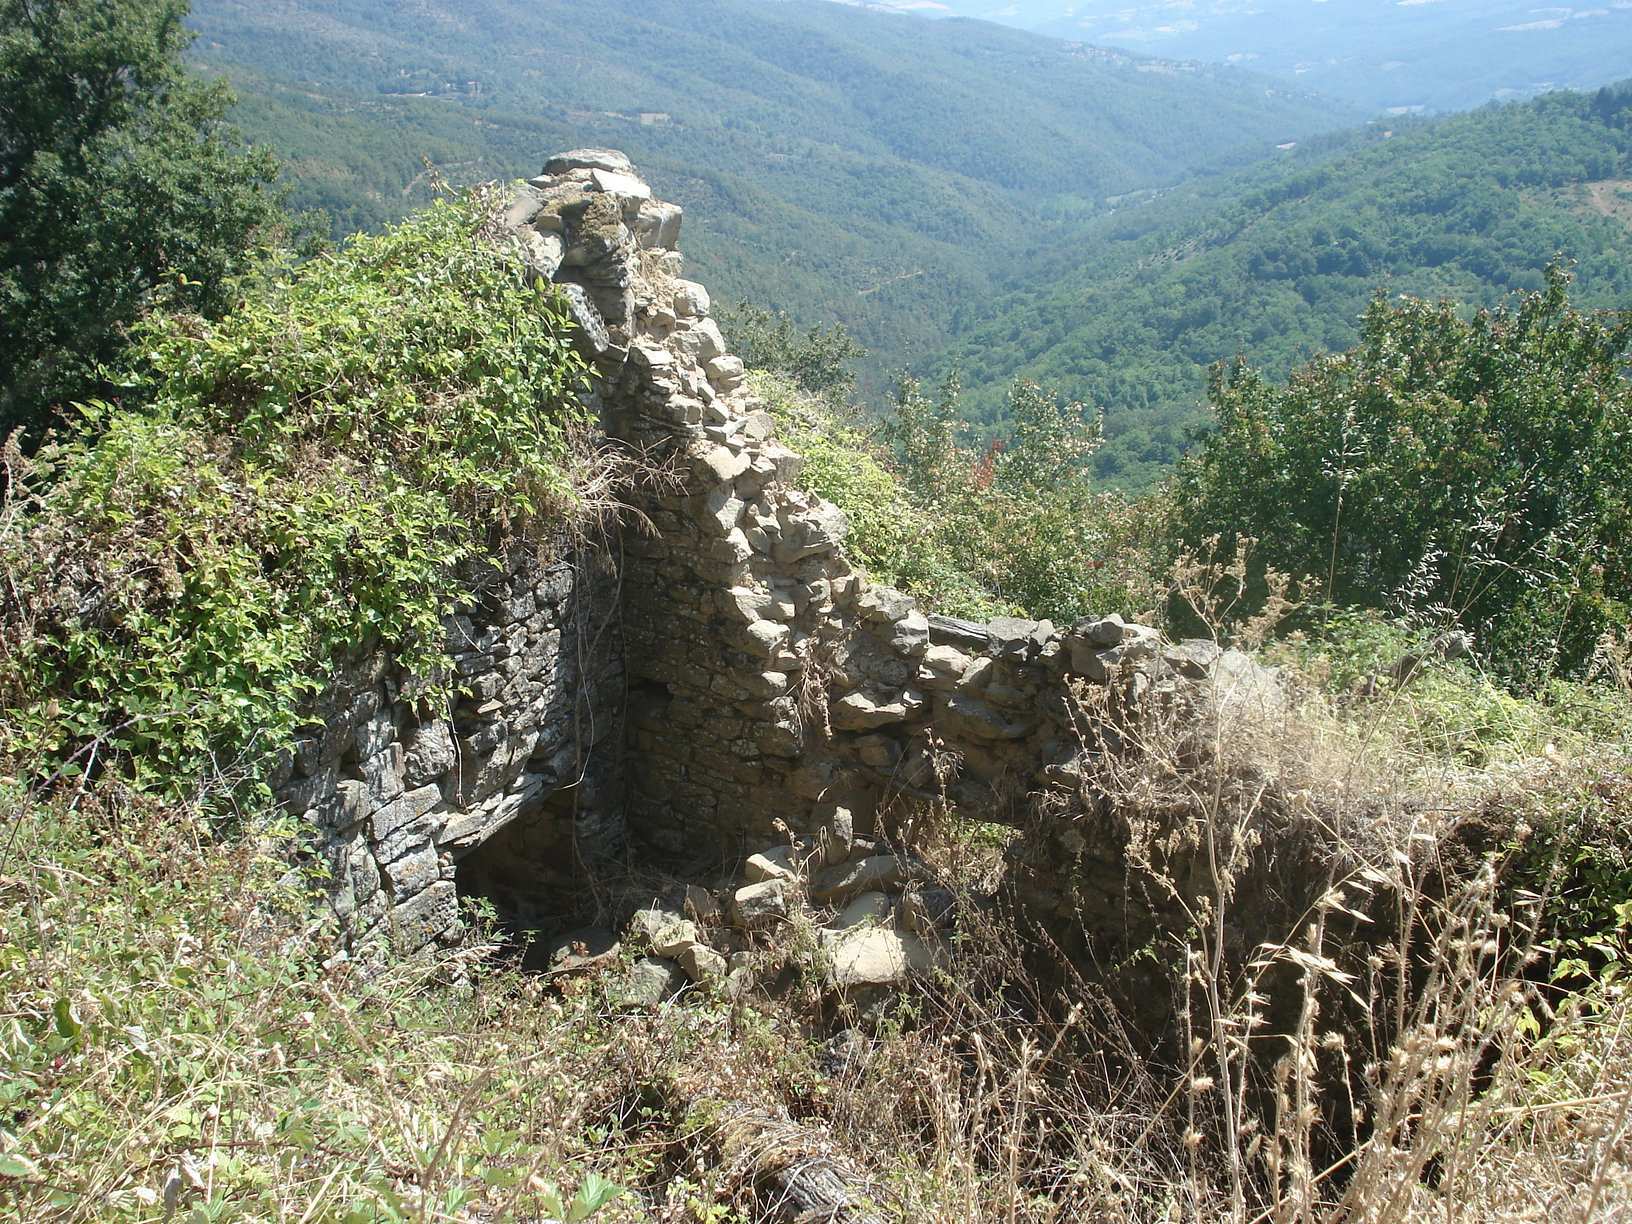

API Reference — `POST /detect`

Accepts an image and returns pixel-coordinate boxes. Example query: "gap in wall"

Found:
[452,790,590,971]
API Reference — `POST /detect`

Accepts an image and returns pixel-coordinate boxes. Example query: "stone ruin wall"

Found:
[282,149,1291,977]
[524,151,1254,915]
[270,547,624,958]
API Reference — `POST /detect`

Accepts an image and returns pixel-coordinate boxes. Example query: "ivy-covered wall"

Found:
[273,548,623,959]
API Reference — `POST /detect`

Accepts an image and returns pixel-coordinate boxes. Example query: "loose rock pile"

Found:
[543,808,959,1012]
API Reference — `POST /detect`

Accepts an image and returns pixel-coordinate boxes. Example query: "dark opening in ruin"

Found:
[452,788,592,970]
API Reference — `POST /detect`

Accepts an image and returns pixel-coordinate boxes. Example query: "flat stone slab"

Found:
[678,942,726,982]
[543,148,635,176]
[612,956,687,1008]
[830,688,924,731]
[745,845,800,883]
[628,904,695,955]
[590,168,652,201]
[811,855,913,904]
[822,928,943,991]
[541,927,620,974]
[732,878,792,930]
[928,614,993,651]
[829,891,895,931]
[940,693,1034,742]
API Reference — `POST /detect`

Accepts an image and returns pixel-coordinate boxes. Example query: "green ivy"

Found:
[0,187,591,799]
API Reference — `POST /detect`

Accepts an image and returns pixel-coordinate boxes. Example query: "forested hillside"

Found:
[928,0,1632,115]
[933,85,1632,489]
[185,0,1353,382]
[6,5,1632,1219]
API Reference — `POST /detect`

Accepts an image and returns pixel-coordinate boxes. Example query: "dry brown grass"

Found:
[5,550,1627,1220]
[764,545,1632,1222]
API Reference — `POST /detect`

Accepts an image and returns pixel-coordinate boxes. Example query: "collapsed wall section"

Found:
[280,147,1291,970]
[504,151,1243,862]
[506,154,1324,1038]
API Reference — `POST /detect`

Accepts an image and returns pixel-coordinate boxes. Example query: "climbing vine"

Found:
[0,188,595,799]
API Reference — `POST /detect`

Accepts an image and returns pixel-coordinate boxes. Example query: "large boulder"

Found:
[732,879,793,930]
[821,927,943,991]
[613,956,687,1008]
[811,855,914,904]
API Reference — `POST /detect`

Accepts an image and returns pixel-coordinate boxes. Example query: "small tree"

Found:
[0,0,287,445]
[885,367,963,490]
[885,372,1162,623]
[1175,265,1632,681]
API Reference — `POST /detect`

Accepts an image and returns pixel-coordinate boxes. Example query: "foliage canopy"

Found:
[1176,266,1632,681]
[938,84,1632,489]
[0,190,591,796]
[0,0,289,445]
[181,0,1353,394]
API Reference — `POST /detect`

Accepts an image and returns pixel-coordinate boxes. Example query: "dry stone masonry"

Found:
[272,550,623,958]
[283,149,1286,977]
[544,833,954,1010]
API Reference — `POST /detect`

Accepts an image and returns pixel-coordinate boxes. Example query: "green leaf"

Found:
[52,997,82,1040]
[0,1152,40,1179]
[568,1172,623,1220]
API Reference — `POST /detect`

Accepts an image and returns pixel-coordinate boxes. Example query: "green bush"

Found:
[0,0,291,446]
[760,368,1168,625]
[0,188,592,797]
[757,373,1008,621]
[1510,769,1632,994]
[882,373,1168,625]
[717,304,864,412]
[1175,266,1632,684]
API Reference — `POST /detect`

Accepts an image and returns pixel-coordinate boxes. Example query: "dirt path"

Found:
[1582,179,1632,224]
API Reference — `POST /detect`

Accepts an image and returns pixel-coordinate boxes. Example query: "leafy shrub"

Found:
[0,0,293,445]
[717,303,864,411]
[727,297,1168,626]
[0,188,593,797]
[883,373,1168,624]
[762,365,1167,624]
[1506,768,1632,995]
[1175,265,1632,683]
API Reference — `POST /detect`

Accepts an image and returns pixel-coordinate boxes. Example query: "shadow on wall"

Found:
[452,749,623,968]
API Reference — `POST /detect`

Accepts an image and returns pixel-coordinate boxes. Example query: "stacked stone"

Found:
[577,822,954,1010]
[499,151,864,854]
[272,553,624,958]
[499,149,1281,866]
[277,147,1288,970]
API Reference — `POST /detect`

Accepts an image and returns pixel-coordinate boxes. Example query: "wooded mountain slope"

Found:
[933,84,1632,489]
[187,0,1353,382]
[927,0,1632,115]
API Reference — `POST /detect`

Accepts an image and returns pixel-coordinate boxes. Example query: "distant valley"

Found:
[189,0,1352,386]
[893,0,1632,114]
[192,0,1632,491]
[934,85,1632,488]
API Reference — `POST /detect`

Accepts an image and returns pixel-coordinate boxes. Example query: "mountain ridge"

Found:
[188,0,1357,383]
[901,0,1632,114]
[930,84,1632,489]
